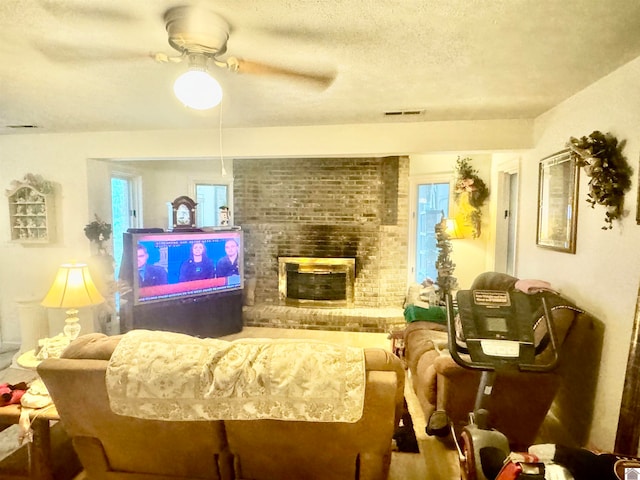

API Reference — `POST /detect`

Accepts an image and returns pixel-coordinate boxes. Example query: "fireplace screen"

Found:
[278,257,355,308]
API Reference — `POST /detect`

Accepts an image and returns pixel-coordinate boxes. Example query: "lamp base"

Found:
[63,309,81,340]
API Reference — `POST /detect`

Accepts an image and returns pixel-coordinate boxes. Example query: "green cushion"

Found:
[404,305,447,324]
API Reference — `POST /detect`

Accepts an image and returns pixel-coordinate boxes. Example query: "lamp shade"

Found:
[41,263,105,309]
[173,70,223,110]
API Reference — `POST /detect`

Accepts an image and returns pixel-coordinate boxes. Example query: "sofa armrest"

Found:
[403,322,448,373]
[432,352,468,378]
[61,333,122,360]
[364,348,405,427]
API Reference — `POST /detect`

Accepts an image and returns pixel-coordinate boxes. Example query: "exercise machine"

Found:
[443,289,559,480]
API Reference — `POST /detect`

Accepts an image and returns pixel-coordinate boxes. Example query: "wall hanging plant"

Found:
[567,130,633,230]
[454,157,490,238]
[84,214,112,254]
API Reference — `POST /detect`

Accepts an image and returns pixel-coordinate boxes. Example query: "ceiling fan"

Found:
[154,5,336,89]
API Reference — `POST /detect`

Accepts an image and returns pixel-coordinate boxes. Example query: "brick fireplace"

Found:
[234,156,409,332]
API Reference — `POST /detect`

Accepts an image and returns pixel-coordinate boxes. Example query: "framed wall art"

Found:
[637,167,640,225]
[536,149,579,253]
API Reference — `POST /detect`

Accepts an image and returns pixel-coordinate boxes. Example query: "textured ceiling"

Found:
[2,0,640,134]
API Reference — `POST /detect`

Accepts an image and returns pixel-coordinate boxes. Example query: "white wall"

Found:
[124,159,230,229]
[0,119,532,346]
[518,56,640,450]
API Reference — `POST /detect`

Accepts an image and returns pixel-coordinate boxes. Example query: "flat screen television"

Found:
[122,229,243,306]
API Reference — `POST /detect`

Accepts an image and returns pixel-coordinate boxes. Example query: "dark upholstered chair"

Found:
[404,272,603,449]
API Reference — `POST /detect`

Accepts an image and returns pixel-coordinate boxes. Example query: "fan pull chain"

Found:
[219,98,227,176]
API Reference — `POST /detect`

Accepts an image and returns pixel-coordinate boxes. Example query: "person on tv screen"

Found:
[179,241,216,282]
[216,239,240,277]
[137,244,168,287]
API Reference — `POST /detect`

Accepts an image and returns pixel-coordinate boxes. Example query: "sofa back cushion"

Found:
[60,332,120,360]
[224,367,401,480]
[38,358,232,479]
[104,330,367,424]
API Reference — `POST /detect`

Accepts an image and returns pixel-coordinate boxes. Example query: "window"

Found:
[195,184,229,227]
[409,176,451,284]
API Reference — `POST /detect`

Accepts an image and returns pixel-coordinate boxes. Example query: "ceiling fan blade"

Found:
[37,0,139,22]
[232,58,335,89]
[34,41,152,63]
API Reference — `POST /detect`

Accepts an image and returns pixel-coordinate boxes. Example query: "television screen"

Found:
[128,230,243,305]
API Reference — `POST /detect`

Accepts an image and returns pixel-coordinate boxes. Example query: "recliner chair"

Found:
[404,272,603,449]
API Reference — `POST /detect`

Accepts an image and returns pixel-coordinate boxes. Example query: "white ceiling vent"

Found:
[384,110,425,117]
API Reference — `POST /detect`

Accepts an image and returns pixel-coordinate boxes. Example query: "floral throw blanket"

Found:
[105,330,366,423]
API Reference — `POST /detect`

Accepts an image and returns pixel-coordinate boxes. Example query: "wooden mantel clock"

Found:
[171,195,197,230]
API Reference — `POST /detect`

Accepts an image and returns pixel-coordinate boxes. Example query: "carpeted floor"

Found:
[0,327,459,480]
[403,367,460,480]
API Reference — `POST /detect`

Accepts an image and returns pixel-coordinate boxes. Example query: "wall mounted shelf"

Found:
[6,179,55,244]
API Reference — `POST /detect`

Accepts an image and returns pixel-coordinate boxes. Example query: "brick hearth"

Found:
[243,305,405,333]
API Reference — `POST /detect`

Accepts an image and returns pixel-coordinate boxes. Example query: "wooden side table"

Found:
[16,350,40,370]
[0,404,81,480]
[388,328,406,367]
[387,328,404,360]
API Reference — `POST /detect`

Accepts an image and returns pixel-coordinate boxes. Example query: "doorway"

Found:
[494,158,520,276]
[111,173,141,280]
[506,172,518,275]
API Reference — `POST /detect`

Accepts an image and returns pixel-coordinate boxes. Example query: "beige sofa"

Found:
[37,332,405,480]
[404,272,604,450]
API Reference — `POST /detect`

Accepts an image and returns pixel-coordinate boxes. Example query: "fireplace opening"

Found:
[279,257,355,308]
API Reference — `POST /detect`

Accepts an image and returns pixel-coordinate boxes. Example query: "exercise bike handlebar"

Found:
[445,292,560,373]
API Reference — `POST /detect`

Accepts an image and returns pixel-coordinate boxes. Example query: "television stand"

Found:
[120,290,243,338]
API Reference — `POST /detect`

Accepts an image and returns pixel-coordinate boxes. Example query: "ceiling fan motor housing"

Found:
[164,6,230,57]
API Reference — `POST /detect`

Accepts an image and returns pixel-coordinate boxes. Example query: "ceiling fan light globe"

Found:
[173,70,223,110]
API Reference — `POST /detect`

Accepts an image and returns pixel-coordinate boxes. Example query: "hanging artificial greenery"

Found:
[567,131,633,230]
[453,157,490,238]
[434,215,459,301]
[84,214,112,246]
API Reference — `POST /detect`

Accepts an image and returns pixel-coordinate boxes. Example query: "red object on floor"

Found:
[0,382,28,406]
[495,453,544,480]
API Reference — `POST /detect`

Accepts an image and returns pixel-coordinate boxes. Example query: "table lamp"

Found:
[41,263,105,340]
[445,218,463,240]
